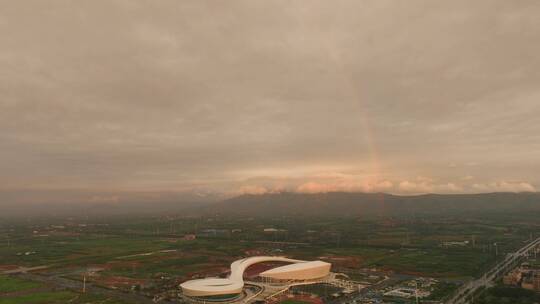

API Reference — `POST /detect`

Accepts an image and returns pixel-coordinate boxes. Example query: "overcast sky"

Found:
[1,0,539,203]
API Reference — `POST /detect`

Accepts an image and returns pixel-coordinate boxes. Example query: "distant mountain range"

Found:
[192,192,540,217]
[2,191,539,218]
[0,189,218,218]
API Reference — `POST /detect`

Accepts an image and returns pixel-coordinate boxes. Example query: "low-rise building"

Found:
[522,270,540,292]
[503,269,522,286]
[182,234,196,241]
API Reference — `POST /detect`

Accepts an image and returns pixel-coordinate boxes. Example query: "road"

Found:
[2,265,49,274]
[445,237,540,304]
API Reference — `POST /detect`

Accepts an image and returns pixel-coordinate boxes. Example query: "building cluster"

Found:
[503,263,540,292]
[440,240,470,248]
[382,278,436,300]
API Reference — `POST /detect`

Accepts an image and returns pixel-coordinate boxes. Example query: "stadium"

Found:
[180,256,331,302]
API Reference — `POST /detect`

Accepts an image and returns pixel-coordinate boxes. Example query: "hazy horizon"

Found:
[2,1,540,204]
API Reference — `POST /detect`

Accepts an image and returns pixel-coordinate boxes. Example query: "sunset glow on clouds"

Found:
[229,173,536,196]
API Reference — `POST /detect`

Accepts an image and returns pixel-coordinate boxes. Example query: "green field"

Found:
[473,286,540,304]
[0,291,76,304]
[371,248,495,277]
[0,213,537,303]
[0,275,43,293]
[0,275,131,304]
[0,290,131,304]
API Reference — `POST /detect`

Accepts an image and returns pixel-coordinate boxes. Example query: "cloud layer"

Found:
[233,174,535,197]
[1,1,539,202]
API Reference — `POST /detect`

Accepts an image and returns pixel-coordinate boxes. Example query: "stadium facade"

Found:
[180,256,331,300]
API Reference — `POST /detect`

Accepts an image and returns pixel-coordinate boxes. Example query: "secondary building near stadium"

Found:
[180,256,331,301]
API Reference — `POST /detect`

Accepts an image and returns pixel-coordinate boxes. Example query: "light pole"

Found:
[415,280,419,304]
[82,274,86,293]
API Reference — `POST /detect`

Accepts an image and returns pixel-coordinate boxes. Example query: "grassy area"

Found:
[0,291,131,304]
[73,293,131,304]
[290,283,343,298]
[473,286,540,304]
[102,254,210,278]
[0,235,175,267]
[279,301,311,304]
[0,275,43,293]
[0,291,76,304]
[425,281,460,301]
[291,244,494,277]
[371,248,495,277]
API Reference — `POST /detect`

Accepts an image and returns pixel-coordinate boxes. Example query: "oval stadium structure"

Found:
[180,256,331,300]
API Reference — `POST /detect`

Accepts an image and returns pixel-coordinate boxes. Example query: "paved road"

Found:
[446,237,540,304]
[2,265,49,274]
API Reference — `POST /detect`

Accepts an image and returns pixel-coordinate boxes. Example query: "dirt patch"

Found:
[319,256,363,268]
[379,266,441,277]
[1,286,52,297]
[0,265,19,271]
[96,275,148,288]
[183,265,229,280]
[269,294,324,304]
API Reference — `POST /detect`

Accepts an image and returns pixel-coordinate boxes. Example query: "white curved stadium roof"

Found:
[180,256,331,297]
[260,260,330,280]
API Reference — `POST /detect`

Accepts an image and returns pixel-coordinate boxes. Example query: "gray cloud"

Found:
[1,0,539,202]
